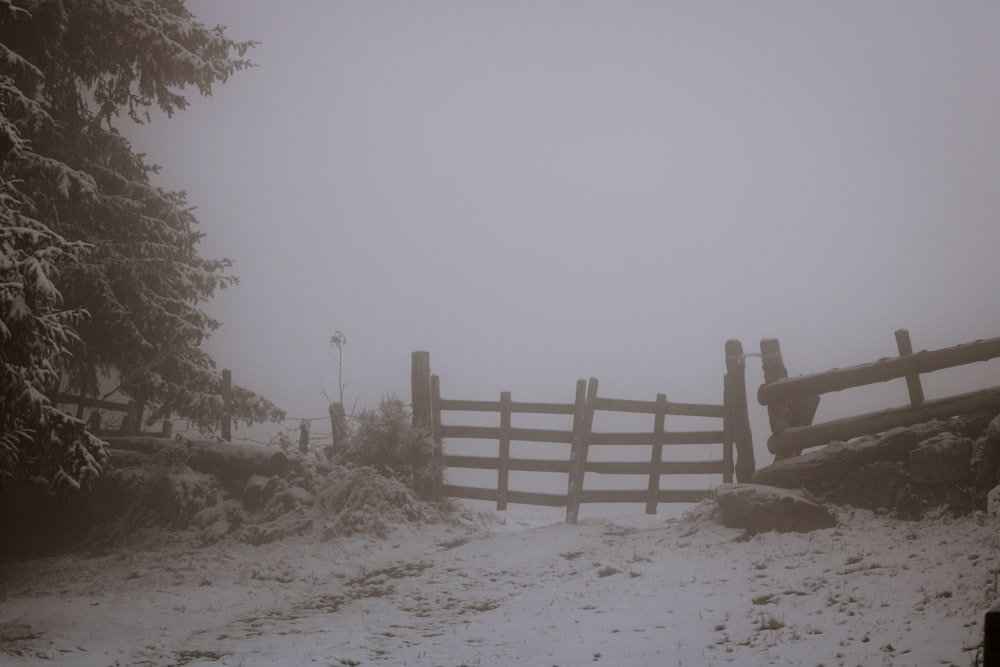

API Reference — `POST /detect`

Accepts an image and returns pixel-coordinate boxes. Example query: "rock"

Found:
[186,441,297,495]
[989,485,1000,516]
[751,420,957,491]
[715,484,837,535]
[972,415,1000,487]
[838,461,911,512]
[909,433,973,485]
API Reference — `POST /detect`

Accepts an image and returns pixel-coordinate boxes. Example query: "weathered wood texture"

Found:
[724,339,754,482]
[758,335,1000,405]
[769,386,1000,454]
[54,394,168,437]
[423,346,746,522]
[758,331,1000,456]
[565,379,589,524]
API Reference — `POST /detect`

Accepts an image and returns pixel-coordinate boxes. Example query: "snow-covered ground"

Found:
[0,501,995,666]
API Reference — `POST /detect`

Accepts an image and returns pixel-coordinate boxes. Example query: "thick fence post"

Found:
[566,380,587,523]
[221,369,232,442]
[894,328,925,405]
[725,339,754,482]
[760,339,819,460]
[497,392,512,511]
[645,393,667,514]
[411,351,432,430]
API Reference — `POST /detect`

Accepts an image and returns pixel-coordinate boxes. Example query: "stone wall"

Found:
[750,411,1000,518]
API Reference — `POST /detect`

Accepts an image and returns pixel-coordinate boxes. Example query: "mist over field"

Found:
[124,1,1000,479]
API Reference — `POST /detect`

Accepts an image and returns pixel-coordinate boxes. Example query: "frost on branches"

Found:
[0,1,282,491]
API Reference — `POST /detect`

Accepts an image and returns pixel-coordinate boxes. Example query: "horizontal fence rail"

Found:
[758,330,1000,456]
[413,344,753,523]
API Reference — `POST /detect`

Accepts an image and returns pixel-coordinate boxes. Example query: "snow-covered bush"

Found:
[340,396,441,497]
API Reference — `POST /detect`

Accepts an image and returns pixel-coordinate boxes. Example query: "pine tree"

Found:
[0,0,284,492]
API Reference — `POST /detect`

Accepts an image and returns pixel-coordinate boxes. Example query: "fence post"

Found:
[121,400,138,436]
[430,374,443,501]
[645,393,667,514]
[894,328,925,405]
[566,378,598,523]
[411,351,432,430]
[725,339,754,482]
[298,420,310,454]
[565,379,588,523]
[760,339,820,459]
[497,391,512,511]
[161,417,172,437]
[221,369,232,442]
[88,409,102,434]
[327,402,347,461]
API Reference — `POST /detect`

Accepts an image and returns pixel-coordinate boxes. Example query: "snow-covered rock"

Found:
[751,411,1000,516]
[714,483,837,534]
[909,433,973,485]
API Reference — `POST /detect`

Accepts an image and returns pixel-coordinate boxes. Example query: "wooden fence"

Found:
[411,342,754,523]
[54,368,235,440]
[757,329,1000,458]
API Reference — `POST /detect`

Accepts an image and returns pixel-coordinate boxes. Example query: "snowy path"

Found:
[0,505,994,666]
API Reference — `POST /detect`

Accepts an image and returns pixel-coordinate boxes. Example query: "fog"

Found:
[126,1,1000,471]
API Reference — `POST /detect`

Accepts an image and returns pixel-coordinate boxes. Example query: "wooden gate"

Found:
[411,341,753,523]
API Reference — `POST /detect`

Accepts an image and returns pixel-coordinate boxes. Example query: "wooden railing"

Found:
[411,343,753,523]
[53,368,235,440]
[53,394,169,437]
[757,329,1000,457]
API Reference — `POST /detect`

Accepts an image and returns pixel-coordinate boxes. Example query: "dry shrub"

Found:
[318,466,446,538]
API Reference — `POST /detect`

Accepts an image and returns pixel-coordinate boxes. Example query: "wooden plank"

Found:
[509,401,576,415]
[592,396,723,418]
[54,394,130,412]
[436,398,577,414]
[565,379,589,524]
[580,489,715,504]
[509,427,573,443]
[442,485,497,502]
[440,424,500,439]
[441,485,567,507]
[589,430,725,445]
[497,391,511,511]
[445,455,721,475]
[586,460,726,475]
[445,455,500,469]
[506,489,567,507]
[768,385,1000,456]
[895,329,925,405]
[439,398,501,412]
[646,393,667,515]
[439,424,573,443]
[758,335,1000,405]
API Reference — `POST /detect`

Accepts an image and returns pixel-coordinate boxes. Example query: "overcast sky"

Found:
[127,1,1000,465]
